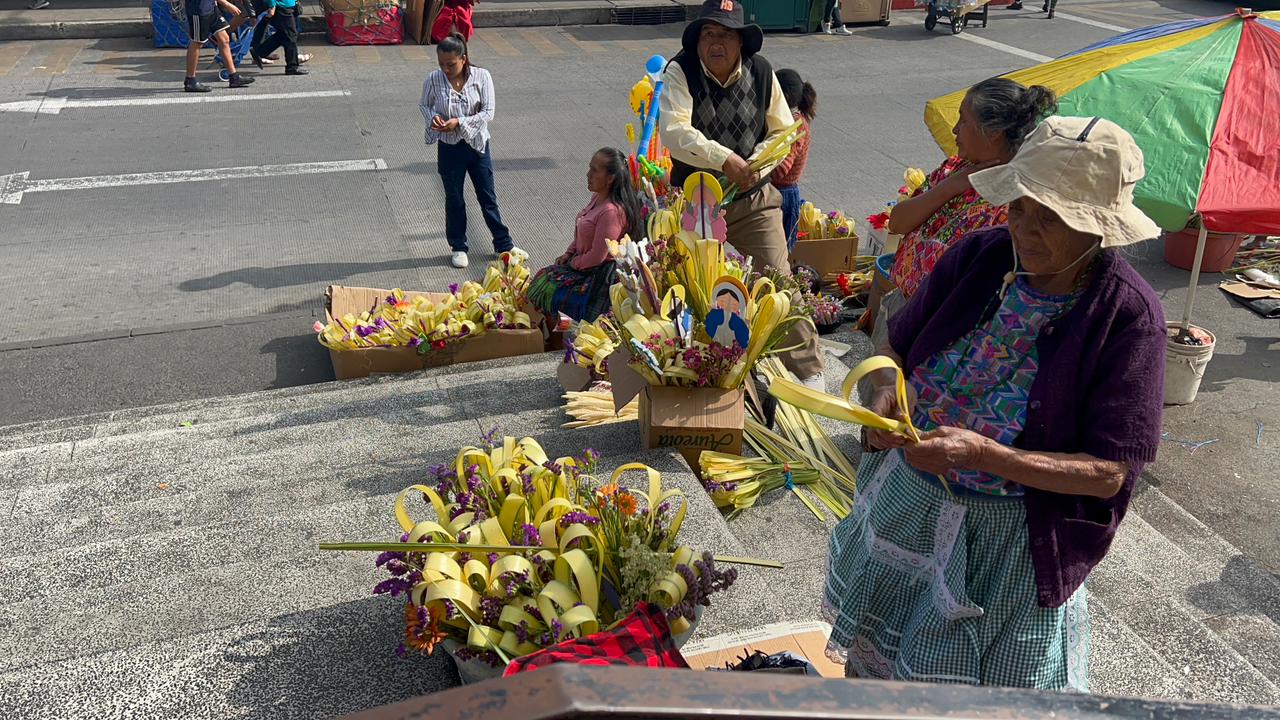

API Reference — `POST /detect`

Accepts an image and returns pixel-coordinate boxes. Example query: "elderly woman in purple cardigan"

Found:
[825,116,1166,691]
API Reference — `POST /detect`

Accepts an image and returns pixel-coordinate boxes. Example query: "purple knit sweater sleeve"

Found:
[1079,274,1166,464]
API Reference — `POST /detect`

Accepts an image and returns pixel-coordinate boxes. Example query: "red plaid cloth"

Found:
[502,602,689,676]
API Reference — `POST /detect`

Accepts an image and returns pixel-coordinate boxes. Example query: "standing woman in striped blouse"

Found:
[420,33,517,269]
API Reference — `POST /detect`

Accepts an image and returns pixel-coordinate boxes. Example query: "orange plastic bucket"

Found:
[1162,228,1247,273]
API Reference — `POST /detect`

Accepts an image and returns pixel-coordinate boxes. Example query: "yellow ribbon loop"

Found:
[499,601,544,632]
[416,577,480,617]
[395,484,449,533]
[770,355,921,441]
[555,549,600,613]
[422,552,463,584]
[498,494,529,538]
[406,520,454,545]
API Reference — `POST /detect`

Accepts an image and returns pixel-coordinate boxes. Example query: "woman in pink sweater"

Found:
[528,148,641,322]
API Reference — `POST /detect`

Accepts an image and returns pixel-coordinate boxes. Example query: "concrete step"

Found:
[4,339,1279,714]
[1089,485,1280,703]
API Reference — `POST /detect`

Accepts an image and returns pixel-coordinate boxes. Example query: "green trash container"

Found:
[740,0,816,32]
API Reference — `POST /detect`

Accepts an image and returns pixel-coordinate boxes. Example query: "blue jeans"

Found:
[437,140,513,253]
[778,184,802,251]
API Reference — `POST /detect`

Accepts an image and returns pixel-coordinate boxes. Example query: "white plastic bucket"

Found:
[1164,322,1215,405]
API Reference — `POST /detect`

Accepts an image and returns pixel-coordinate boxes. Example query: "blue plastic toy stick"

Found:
[635,54,666,166]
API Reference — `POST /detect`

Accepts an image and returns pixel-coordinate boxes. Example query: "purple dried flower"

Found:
[448,283,460,295]
[559,511,601,528]
[518,523,541,546]
[373,576,414,597]
[453,647,503,667]
[479,596,504,625]
[375,550,407,568]
[481,426,500,448]
[408,336,423,348]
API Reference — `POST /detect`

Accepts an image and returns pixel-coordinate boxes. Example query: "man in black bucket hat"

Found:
[660,0,825,385]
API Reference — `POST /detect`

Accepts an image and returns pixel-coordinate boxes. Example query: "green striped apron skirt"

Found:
[823,448,1090,691]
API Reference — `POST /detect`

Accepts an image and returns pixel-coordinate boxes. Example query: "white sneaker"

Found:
[505,246,527,261]
[821,22,833,34]
[800,371,826,392]
[834,24,853,36]
[451,251,469,268]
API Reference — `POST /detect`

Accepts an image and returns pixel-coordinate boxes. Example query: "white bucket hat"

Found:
[970,115,1161,248]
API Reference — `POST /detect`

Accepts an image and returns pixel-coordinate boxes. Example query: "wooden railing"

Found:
[337,665,1280,720]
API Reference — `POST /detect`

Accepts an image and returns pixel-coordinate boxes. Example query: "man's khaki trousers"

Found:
[723,184,824,380]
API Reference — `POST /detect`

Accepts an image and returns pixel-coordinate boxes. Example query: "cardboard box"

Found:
[606,347,745,468]
[324,284,544,380]
[842,0,892,25]
[864,225,901,256]
[789,233,859,277]
[638,384,744,468]
[557,362,593,392]
[681,621,845,678]
[403,0,443,45]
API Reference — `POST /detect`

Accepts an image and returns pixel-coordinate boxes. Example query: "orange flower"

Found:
[617,492,638,517]
[599,483,619,497]
[404,603,449,655]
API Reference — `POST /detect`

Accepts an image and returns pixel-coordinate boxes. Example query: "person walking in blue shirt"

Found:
[251,0,308,75]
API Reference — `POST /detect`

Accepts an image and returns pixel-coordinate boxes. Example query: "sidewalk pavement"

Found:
[0,0,702,42]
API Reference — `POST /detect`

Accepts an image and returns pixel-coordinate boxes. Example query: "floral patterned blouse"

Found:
[889,156,1008,299]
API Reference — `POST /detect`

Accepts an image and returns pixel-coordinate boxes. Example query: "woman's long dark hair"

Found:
[595,147,643,239]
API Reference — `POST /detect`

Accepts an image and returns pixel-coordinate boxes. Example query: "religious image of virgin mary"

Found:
[705,285,749,349]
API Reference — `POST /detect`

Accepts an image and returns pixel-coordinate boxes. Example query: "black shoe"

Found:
[1006,1,1024,8]
[250,51,264,70]
[184,78,212,93]
[285,67,309,76]
[228,74,255,88]
[1042,0,1050,10]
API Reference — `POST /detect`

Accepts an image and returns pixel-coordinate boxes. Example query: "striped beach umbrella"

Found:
[923,8,1280,237]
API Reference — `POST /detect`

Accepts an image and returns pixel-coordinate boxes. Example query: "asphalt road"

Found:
[1,0,1276,564]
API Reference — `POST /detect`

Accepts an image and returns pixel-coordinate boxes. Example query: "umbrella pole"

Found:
[1179,221,1209,332]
